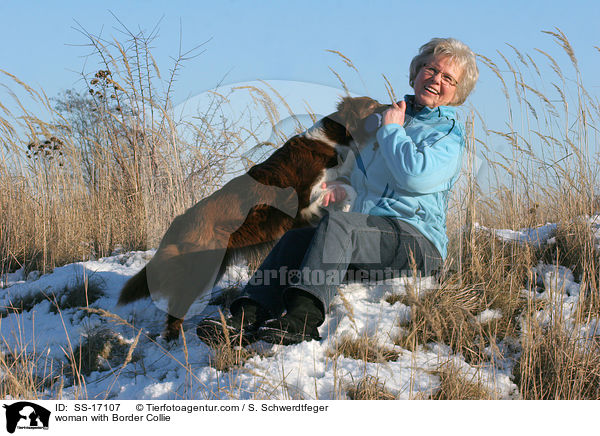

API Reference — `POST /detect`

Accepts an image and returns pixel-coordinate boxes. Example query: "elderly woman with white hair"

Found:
[198,37,479,345]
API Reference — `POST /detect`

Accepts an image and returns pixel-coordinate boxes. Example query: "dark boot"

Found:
[257,289,323,345]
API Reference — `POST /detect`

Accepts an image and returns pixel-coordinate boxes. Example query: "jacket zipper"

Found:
[357,112,418,212]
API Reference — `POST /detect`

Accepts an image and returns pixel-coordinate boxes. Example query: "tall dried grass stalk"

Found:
[0,23,270,276]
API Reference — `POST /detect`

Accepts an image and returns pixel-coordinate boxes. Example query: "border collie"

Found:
[117,96,387,339]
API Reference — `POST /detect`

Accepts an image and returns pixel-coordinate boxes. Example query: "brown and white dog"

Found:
[117,96,387,339]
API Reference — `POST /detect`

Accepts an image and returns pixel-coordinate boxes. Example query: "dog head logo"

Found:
[3,402,50,433]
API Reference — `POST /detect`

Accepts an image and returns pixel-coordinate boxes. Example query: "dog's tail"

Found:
[117,266,150,305]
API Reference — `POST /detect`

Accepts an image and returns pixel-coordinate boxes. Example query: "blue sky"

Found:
[2,0,599,186]
[3,1,598,102]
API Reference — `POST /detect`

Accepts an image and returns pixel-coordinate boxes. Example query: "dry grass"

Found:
[513,319,600,399]
[328,335,399,363]
[459,231,538,341]
[346,375,396,400]
[209,344,255,372]
[435,31,600,401]
[384,292,407,306]
[0,350,46,399]
[394,283,489,363]
[71,327,137,377]
[541,221,599,280]
[431,363,493,400]
[205,312,256,372]
[539,220,600,316]
[0,22,253,277]
[0,339,64,399]
[440,29,600,398]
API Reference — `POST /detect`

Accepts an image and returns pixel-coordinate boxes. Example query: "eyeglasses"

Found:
[421,64,459,87]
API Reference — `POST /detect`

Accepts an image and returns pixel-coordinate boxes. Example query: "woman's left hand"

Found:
[382,100,406,126]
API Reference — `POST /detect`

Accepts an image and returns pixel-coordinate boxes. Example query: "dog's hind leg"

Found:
[162,247,235,340]
[163,315,184,341]
[146,246,225,340]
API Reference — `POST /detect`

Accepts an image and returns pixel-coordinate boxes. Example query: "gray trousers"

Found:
[231,211,442,321]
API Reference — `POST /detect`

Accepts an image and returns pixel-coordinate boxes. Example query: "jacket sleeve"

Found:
[376,120,464,194]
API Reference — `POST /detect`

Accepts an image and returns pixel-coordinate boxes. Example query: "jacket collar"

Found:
[404,95,457,119]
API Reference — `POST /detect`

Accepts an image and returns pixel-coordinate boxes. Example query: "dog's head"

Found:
[322,96,389,146]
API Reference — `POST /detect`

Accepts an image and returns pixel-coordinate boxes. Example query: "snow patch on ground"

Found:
[1,219,599,400]
[474,222,557,248]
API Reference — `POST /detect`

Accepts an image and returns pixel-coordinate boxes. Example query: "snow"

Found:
[475,222,558,248]
[0,267,26,288]
[1,219,599,400]
[476,308,503,324]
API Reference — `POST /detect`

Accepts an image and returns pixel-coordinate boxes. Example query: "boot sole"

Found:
[257,326,320,346]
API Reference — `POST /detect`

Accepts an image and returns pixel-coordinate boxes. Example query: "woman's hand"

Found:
[382,100,406,126]
[321,181,347,207]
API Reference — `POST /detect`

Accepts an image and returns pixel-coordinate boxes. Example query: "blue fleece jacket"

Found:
[350,96,465,259]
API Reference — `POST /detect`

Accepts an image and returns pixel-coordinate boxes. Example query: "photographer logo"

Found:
[2,402,50,433]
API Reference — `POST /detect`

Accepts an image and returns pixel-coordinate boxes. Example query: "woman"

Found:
[197,37,479,345]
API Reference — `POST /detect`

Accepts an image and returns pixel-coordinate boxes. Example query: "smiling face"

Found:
[413,55,463,108]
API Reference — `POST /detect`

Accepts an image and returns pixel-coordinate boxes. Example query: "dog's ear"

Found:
[336,96,382,118]
[336,96,369,119]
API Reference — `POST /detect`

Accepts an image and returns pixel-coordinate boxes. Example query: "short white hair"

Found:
[409,38,479,106]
